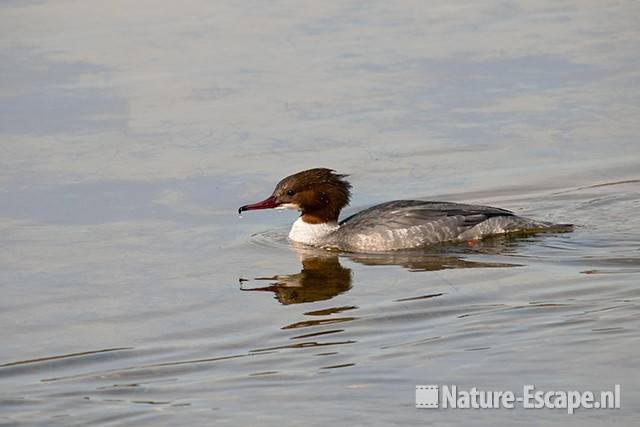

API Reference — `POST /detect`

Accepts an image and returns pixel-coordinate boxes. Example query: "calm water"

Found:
[2,1,639,425]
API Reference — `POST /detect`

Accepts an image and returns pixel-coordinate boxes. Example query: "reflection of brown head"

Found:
[241,256,352,305]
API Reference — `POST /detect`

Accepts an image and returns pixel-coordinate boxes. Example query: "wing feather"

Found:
[340,200,513,231]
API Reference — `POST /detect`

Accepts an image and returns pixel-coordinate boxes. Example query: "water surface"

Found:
[1,1,639,425]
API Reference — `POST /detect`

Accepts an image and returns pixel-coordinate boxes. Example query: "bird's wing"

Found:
[339,200,514,231]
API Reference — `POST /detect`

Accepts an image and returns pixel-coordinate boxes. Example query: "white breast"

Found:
[288,217,339,245]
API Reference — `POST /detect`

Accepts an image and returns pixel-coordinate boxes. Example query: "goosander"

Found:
[239,168,572,252]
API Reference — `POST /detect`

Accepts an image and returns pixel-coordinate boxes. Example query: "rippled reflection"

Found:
[241,254,353,304]
[241,239,521,305]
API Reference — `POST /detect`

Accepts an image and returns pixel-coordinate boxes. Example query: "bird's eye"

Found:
[286,189,295,196]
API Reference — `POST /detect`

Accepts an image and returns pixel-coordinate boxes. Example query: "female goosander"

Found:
[239,168,572,252]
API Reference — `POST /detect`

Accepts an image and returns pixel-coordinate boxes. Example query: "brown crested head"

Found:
[238,168,352,223]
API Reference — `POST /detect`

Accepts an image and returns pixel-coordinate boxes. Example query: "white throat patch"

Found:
[275,203,300,211]
[288,217,339,245]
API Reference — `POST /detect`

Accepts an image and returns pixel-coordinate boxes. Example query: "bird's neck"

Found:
[289,217,339,245]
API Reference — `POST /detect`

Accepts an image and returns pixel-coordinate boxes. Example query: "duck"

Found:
[238,168,572,252]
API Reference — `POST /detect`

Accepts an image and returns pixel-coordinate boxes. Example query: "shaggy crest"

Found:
[273,168,352,223]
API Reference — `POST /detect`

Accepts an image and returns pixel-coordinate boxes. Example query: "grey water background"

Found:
[1,1,639,425]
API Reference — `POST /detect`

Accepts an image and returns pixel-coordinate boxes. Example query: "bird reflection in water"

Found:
[241,254,352,305]
[241,238,523,305]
